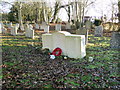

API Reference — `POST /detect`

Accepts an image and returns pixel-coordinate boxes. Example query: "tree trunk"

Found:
[18,2,24,31]
[118,1,120,31]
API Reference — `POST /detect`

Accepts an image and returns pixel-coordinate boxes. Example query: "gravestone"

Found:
[2,27,7,34]
[16,23,19,29]
[94,25,103,37]
[41,22,49,33]
[41,22,47,29]
[10,24,19,36]
[110,32,120,49]
[55,24,61,31]
[11,26,15,35]
[43,25,49,33]
[65,23,71,29]
[0,23,2,33]
[20,24,25,31]
[29,25,34,39]
[85,20,91,30]
[25,24,34,39]
[35,23,40,29]
[76,27,88,44]
[42,31,86,58]
[8,22,13,29]
[25,24,29,37]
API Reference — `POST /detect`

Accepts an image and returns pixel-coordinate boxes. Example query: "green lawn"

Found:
[1,34,120,88]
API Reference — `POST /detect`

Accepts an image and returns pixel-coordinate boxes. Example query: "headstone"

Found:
[85,20,91,30]
[10,24,19,36]
[41,22,49,33]
[44,25,49,33]
[11,26,15,35]
[8,22,13,29]
[29,24,34,39]
[16,23,19,29]
[0,23,2,33]
[76,27,88,44]
[42,31,86,58]
[20,24,25,31]
[94,25,103,37]
[25,24,34,39]
[41,22,47,29]
[55,24,61,31]
[25,24,29,37]
[35,23,40,29]
[110,32,120,49]
[65,23,71,29]
[2,27,7,34]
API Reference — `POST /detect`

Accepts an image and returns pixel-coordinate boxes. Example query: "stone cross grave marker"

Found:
[42,31,86,58]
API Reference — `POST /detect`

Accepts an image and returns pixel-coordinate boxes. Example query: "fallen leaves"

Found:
[2,34,120,88]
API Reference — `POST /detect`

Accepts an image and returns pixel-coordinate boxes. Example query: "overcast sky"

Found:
[1,0,118,21]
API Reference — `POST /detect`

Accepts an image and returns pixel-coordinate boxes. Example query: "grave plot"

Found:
[2,33,120,88]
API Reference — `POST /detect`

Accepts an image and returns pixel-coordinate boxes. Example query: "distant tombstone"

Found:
[10,26,15,35]
[0,23,2,33]
[8,22,13,29]
[55,24,61,31]
[110,32,120,49]
[2,26,7,34]
[16,23,19,29]
[29,24,34,39]
[11,24,19,36]
[42,31,86,58]
[41,22,47,29]
[25,24,29,37]
[41,22,49,33]
[65,23,71,29]
[43,25,49,33]
[85,20,91,30]
[94,25,103,37]
[25,24,34,39]
[20,24,25,31]
[76,27,88,44]
[35,23,40,29]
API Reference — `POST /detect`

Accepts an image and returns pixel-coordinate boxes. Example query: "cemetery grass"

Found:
[2,34,120,88]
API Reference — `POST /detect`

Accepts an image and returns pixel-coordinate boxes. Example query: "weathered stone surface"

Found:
[25,24,34,39]
[35,23,40,29]
[65,23,71,29]
[110,32,120,49]
[94,25,103,37]
[42,31,86,58]
[41,22,49,33]
[85,20,91,30]
[0,23,2,33]
[76,27,88,44]
[55,24,61,31]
